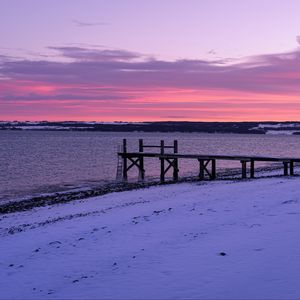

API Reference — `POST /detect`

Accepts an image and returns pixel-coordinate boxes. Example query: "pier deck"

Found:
[118,139,299,182]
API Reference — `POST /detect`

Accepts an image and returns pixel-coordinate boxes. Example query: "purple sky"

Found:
[1,0,300,121]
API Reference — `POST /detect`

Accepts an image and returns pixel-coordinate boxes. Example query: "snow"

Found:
[1,177,300,299]
[256,123,300,129]
[265,130,300,135]
[250,123,300,134]
[15,126,94,130]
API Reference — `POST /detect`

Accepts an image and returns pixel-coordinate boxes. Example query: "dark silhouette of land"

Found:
[1,121,300,134]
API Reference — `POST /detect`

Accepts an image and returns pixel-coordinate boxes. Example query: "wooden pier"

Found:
[118,139,299,182]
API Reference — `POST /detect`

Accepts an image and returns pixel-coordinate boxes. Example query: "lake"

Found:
[1,131,300,203]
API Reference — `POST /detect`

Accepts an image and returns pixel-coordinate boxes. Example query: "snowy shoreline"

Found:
[0,164,291,214]
[1,174,300,299]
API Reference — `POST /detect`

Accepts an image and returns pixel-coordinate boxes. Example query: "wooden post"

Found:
[160,140,165,182]
[174,140,178,153]
[123,138,127,153]
[283,162,289,176]
[122,139,128,181]
[290,160,294,176]
[250,159,255,179]
[138,155,145,181]
[173,140,178,181]
[138,139,145,181]
[241,160,247,179]
[160,158,165,182]
[211,159,216,180]
[139,139,143,152]
[160,140,165,155]
[199,159,204,180]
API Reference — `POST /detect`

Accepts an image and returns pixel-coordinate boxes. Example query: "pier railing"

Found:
[118,139,299,183]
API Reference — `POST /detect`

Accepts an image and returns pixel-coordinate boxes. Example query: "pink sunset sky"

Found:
[1,0,300,121]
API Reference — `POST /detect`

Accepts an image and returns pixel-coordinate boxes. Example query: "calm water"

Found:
[1,131,300,203]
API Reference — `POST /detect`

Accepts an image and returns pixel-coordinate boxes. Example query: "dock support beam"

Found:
[159,140,179,183]
[122,139,128,181]
[160,140,165,182]
[122,139,145,182]
[160,158,165,182]
[283,162,288,176]
[173,140,179,181]
[290,160,294,176]
[241,160,254,179]
[211,159,216,179]
[283,161,295,176]
[199,159,205,180]
[160,158,179,183]
[138,155,145,181]
[241,160,247,179]
[250,159,255,179]
[138,139,145,181]
[198,159,216,180]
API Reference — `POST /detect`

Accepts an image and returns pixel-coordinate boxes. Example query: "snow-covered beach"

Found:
[1,176,300,299]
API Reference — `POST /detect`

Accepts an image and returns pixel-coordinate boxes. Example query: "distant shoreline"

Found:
[2,121,300,135]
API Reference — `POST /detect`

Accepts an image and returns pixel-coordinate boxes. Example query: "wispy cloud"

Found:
[47,46,142,62]
[72,20,107,27]
[1,44,300,121]
[2,45,300,93]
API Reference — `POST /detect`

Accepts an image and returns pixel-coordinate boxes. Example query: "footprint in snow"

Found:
[249,224,262,228]
[49,241,62,246]
[282,199,298,205]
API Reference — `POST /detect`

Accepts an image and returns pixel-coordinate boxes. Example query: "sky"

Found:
[1,0,300,121]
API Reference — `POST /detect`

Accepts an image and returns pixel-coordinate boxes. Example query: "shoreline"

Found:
[0,164,295,215]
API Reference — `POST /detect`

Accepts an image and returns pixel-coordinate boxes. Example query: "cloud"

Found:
[47,46,142,62]
[72,20,107,27]
[1,44,300,121]
[207,49,217,55]
[0,93,129,101]
[2,45,300,94]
